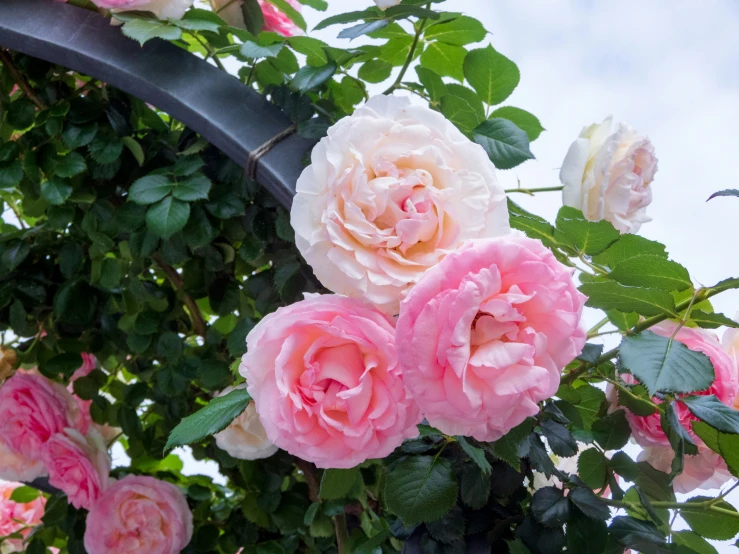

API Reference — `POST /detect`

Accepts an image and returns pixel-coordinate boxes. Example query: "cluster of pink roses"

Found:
[0,481,47,553]
[238,95,588,468]
[0,361,192,554]
[609,321,739,493]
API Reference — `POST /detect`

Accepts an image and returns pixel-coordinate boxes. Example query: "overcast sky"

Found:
[170,1,739,547]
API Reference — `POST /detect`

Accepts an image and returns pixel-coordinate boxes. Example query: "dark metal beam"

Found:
[0,0,313,208]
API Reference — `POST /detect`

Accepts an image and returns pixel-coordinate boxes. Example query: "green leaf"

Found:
[384,4,440,20]
[456,436,492,476]
[609,255,692,292]
[266,0,307,30]
[681,395,739,434]
[7,99,36,130]
[290,62,337,91]
[424,16,486,45]
[146,197,190,239]
[592,234,668,268]
[579,282,676,317]
[240,0,264,35]
[488,418,533,471]
[0,160,23,188]
[55,152,87,178]
[591,410,631,450]
[122,136,145,166]
[313,9,378,31]
[689,310,739,329]
[288,36,328,66]
[40,177,72,205]
[634,461,675,502]
[241,41,284,59]
[540,419,577,457]
[569,487,610,521]
[129,175,174,205]
[295,0,327,10]
[609,451,638,481]
[89,132,123,164]
[415,66,448,102]
[618,384,657,416]
[607,309,639,332]
[338,20,390,39]
[385,455,458,525]
[491,106,544,141]
[463,45,520,105]
[319,468,363,500]
[682,496,739,540]
[176,8,225,32]
[460,463,491,509]
[122,19,183,45]
[608,516,666,551]
[577,448,607,489]
[358,59,393,83]
[473,118,535,170]
[420,42,467,81]
[62,122,98,149]
[567,510,607,554]
[531,486,571,528]
[172,174,211,202]
[555,206,620,255]
[691,421,720,453]
[619,331,715,395]
[440,94,483,133]
[707,188,739,201]
[165,387,251,451]
[9,486,41,503]
[672,531,718,554]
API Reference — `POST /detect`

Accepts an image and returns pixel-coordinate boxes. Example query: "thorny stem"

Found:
[0,50,48,110]
[382,12,429,95]
[602,497,739,519]
[504,185,565,195]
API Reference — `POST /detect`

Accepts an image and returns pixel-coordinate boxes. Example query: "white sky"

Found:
[156,1,739,549]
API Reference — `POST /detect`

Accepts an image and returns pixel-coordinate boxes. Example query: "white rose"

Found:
[291,95,510,314]
[213,385,278,460]
[112,0,194,20]
[559,116,658,234]
[374,0,402,9]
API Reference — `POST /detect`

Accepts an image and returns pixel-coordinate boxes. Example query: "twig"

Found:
[0,50,47,110]
[333,513,349,554]
[152,254,207,337]
[293,457,320,503]
[504,185,564,195]
[382,11,429,95]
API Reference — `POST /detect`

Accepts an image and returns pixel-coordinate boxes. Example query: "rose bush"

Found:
[1,1,739,553]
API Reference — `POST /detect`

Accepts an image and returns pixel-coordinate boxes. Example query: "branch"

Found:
[504,185,564,195]
[382,13,429,95]
[293,457,320,503]
[151,254,207,337]
[0,50,47,110]
[333,513,349,554]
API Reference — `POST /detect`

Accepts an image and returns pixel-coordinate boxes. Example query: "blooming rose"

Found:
[240,294,421,468]
[291,95,510,314]
[0,436,46,483]
[723,314,739,407]
[84,475,193,554]
[214,385,278,460]
[0,481,46,552]
[560,116,658,233]
[41,429,111,510]
[375,0,402,9]
[0,372,84,461]
[92,0,194,20]
[211,0,301,36]
[637,445,732,494]
[396,235,586,441]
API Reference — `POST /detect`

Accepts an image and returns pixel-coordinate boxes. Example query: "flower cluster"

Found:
[0,481,47,553]
[238,95,587,469]
[0,363,192,554]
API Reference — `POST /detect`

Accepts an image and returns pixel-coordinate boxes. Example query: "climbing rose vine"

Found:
[0,0,738,553]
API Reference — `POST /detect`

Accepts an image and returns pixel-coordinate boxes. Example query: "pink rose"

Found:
[41,429,111,510]
[638,445,732,494]
[560,116,658,233]
[0,480,46,549]
[0,373,84,462]
[291,95,510,315]
[611,322,739,448]
[240,294,421,468]
[396,235,587,441]
[84,475,193,554]
[0,435,46,483]
[722,314,739,410]
[210,0,300,37]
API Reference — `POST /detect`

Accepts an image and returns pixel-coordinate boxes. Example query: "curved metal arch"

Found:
[0,0,314,208]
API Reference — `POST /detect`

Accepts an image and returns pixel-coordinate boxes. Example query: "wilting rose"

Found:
[92,0,194,20]
[84,475,193,554]
[0,480,46,552]
[374,0,401,9]
[396,235,586,441]
[639,445,733,494]
[210,0,301,36]
[213,385,278,460]
[610,322,739,448]
[41,429,110,510]
[560,116,658,233]
[0,372,85,461]
[240,294,421,468]
[0,347,17,383]
[291,95,510,314]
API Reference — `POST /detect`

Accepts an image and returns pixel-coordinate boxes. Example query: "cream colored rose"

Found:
[559,116,658,234]
[291,95,510,314]
[213,385,278,460]
[107,0,194,20]
[374,0,402,9]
